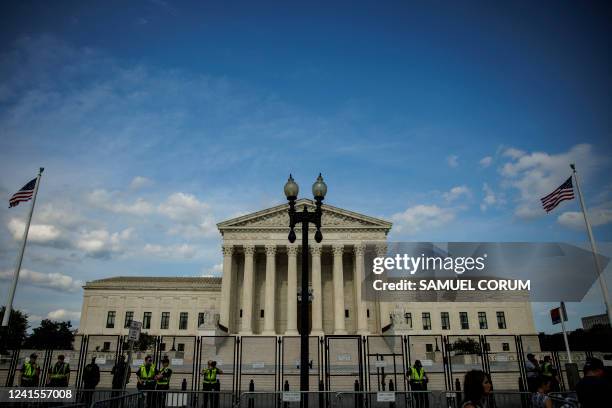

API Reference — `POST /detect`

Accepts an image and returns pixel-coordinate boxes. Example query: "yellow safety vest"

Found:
[157,367,171,385]
[23,362,38,379]
[411,367,425,382]
[542,362,553,377]
[139,364,156,381]
[203,368,218,384]
[50,363,68,379]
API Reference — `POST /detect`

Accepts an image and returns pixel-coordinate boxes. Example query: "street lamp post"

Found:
[284,173,327,405]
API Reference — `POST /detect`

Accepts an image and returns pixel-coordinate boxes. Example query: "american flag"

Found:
[9,178,37,208]
[541,176,575,213]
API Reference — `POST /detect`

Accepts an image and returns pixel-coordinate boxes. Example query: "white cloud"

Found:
[76,227,133,258]
[7,218,63,244]
[143,243,198,259]
[557,207,612,230]
[159,193,217,237]
[447,155,459,168]
[479,156,493,168]
[502,147,525,159]
[391,205,455,233]
[202,263,223,277]
[47,309,81,321]
[480,183,497,211]
[0,268,83,292]
[130,176,153,190]
[443,185,471,202]
[499,144,601,218]
[88,189,155,215]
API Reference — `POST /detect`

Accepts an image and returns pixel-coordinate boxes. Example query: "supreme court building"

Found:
[79,199,536,337]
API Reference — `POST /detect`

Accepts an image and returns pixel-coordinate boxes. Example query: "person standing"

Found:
[408,360,429,408]
[111,355,131,389]
[81,357,100,405]
[155,357,173,408]
[202,360,223,408]
[20,353,40,387]
[531,377,553,408]
[540,356,559,392]
[525,353,540,393]
[137,355,157,407]
[461,370,492,408]
[575,357,610,408]
[48,355,70,387]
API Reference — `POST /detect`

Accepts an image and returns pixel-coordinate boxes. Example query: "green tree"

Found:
[24,319,75,350]
[450,338,482,355]
[123,332,155,352]
[0,307,28,353]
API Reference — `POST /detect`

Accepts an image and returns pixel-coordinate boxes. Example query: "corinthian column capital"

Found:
[287,245,299,256]
[264,244,277,256]
[309,244,322,256]
[243,244,256,256]
[222,244,234,256]
[332,244,345,256]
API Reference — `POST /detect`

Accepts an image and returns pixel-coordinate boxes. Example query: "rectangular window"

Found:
[478,312,488,329]
[179,312,188,330]
[103,342,111,351]
[345,309,350,318]
[240,309,243,318]
[177,343,185,352]
[425,343,433,353]
[497,311,507,329]
[124,311,134,328]
[106,311,116,328]
[460,312,469,330]
[198,312,205,327]
[502,342,510,351]
[160,343,166,351]
[161,312,170,329]
[260,309,264,318]
[405,313,412,328]
[143,312,152,329]
[441,312,450,330]
[367,309,370,318]
[422,312,431,330]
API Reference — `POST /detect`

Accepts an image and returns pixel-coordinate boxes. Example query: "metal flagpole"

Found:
[571,163,612,327]
[1,167,44,327]
[559,302,572,363]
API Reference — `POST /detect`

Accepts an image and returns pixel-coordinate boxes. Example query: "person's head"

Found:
[543,356,551,363]
[145,355,153,366]
[162,357,169,367]
[537,376,552,393]
[91,357,96,364]
[463,370,492,403]
[414,360,422,368]
[527,353,536,362]
[207,360,212,367]
[583,357,605,377]
[58,355,65,362]
[29,353,37,362]
[211,361,217,368]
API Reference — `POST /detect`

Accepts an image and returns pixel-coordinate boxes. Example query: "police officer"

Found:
[137,355,157,407]
[408,360,429,408]
[541,356,559,392]
[155,357,173,408]
[81,357,101,405]
[48,355,70,387]
[202,360,223,408]
[20,353,40,387]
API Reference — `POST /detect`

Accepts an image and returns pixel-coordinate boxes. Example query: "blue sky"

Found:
[0,1,611,333]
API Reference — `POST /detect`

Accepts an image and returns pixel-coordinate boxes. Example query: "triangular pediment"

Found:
[217,199,392,231]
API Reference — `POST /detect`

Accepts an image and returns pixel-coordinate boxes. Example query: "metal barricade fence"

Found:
[441,391,579,408]
[90,391,144,408]
[138,390,236,408]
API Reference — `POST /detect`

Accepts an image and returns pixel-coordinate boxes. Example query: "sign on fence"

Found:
[128,321,142,341]
[282,392,301,402]
[377,392,395,402]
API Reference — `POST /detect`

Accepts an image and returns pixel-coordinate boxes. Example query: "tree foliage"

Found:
[0,307,28,353]
[450,338,482,355]
[539,325,612,352]
[23,319,75,350]
[123,332,155,352]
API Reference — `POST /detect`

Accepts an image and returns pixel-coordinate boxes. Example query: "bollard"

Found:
[248,379,255,408]
[389,380,396,408]
[319,380,324,408]
[455,377,462,408]
[283,380,289,408]
[181,378,187,391]
[354,380,362,408]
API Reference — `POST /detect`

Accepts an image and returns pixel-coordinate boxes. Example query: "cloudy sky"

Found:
[0,1,611,333]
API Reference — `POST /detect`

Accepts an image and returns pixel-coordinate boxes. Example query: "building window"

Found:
[425,344,433,353]
[460,312,469,330]
[143,312,152,329]
[161,312,170,329]
[240,309,243,318]
[177,343,185,352]
[345,309,350,318]
[106,311,116,328]
[502,342,510,351]
[422,312,431,330]
[198,312,205,327]
[103,341,111,351]
[260,309,264,318]
[179,312,188,330]
[367,309,370,318]
[160,343,166,351]
[478,312,488,329]
[124,311,134,328]
[405,313,412,328]
[441,312,450,330]
[497,311,507,329]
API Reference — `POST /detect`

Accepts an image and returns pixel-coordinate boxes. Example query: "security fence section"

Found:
[1,334,607,394]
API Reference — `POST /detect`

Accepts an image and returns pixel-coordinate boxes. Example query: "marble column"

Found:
[219,244,234,332]
[332,244,347,334]
[263,244,277,335]
[240,245,255,334]
[354,243,369,334]
[285,245,298,335]
[310,244,323,336]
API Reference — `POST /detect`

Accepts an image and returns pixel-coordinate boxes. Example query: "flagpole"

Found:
[570,163,612,327]
[1,168,44,327]
[559,302,572,363]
